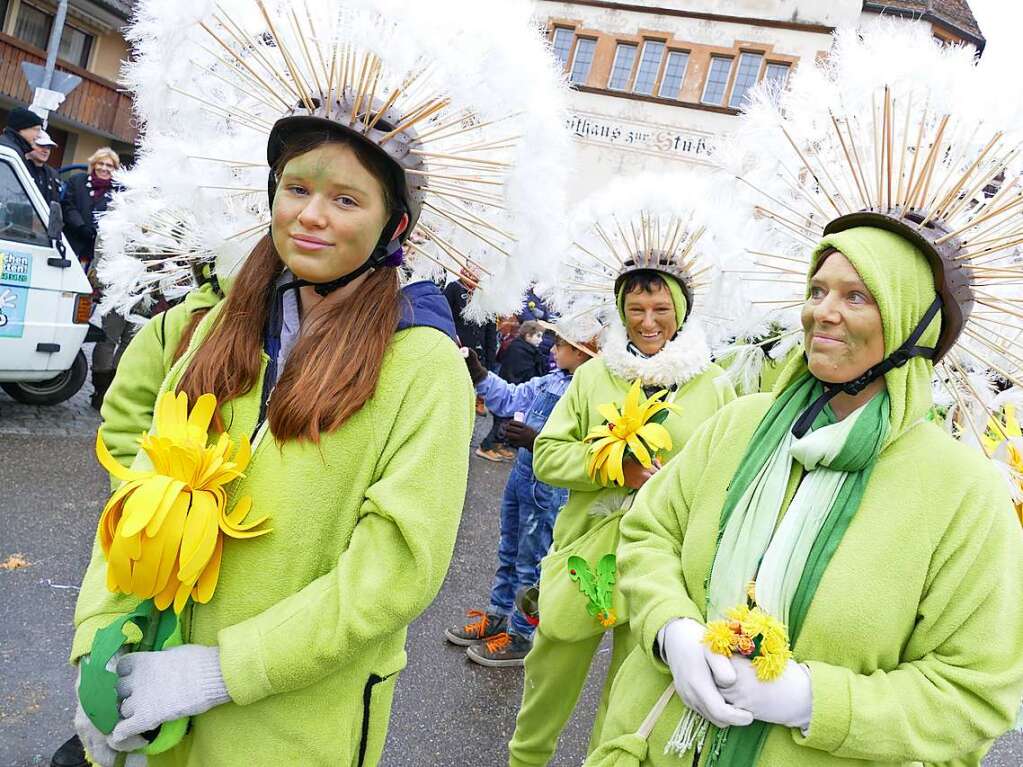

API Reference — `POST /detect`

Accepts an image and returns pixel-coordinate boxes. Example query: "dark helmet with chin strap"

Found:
[265,92,428,296]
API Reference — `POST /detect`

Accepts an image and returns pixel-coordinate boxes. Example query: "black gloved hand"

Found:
[505,420,538,451]
[463,347,488,385]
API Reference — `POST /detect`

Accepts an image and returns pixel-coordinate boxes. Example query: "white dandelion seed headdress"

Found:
[718,21,1023,443]
[97,0,569,318]
[547,173,743,348]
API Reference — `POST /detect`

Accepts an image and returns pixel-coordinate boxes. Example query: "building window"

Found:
[607,43,637,91]
[728,51,764,109]
[13,3,94,68]
[764,62,791,94]
[0,0,9,31]
[59,25,93,69]
[701,55,733,106]
[551,27,574,69]
[632,40,665,96]
[13,3,49,49]
[658,50,689,99]
[569,38,596,85]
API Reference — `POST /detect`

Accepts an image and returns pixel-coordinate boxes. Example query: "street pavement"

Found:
[1,391,1021,766]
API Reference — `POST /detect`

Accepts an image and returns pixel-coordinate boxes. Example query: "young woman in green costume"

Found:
[66,2,569,765]
[508,179,738,767]
[587,27,1023,766]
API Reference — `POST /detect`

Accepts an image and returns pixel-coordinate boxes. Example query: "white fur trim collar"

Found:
[601,320,712,388]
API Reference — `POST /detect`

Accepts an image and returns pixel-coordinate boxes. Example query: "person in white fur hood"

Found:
[506,200,736,767]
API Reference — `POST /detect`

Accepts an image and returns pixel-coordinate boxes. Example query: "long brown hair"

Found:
[175,133,403,442]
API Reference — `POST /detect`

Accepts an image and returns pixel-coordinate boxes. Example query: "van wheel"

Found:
[1,350,89,406]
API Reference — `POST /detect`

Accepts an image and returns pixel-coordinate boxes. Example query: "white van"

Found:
[0,144,95,405]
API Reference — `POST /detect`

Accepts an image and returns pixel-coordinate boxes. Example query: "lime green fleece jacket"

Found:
[72,300,474,766]
[97,282,221,482]
[533,356,735,549]
[599,393,1023,766]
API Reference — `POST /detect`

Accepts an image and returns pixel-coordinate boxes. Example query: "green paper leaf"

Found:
[568,554,617,622]
[648,409,670,426]
[78,600,188,755]
[78,601,155,734]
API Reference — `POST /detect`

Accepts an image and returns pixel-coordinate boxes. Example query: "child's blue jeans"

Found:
[488,459,567,637]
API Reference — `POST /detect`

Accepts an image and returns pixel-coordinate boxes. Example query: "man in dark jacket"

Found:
[0,107,43,173]
[26,130,62,204]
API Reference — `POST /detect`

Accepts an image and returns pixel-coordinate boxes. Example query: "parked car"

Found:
[0,145,97,405]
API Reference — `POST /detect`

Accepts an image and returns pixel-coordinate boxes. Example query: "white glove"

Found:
[73,661,147,767]
[718,656,813,731]
[659,618,754,729]
[110,644,231,750]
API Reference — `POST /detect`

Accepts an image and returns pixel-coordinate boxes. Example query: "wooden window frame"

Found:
[658,48,691,100]
[726,49,767,109]
[606,40,639,91]
[632,37,668,96]
[700,54,734,106]
[550,25,576,72]
[568,36,598,85]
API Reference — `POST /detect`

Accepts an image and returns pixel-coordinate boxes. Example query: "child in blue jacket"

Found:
[446,333,595,666]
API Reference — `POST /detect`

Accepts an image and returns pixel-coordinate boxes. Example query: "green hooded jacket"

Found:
[72,298,474,766]
[592,228,1023,765]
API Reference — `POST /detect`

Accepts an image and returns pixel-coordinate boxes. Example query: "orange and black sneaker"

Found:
[444,609,507,647]
[466,630,532,668]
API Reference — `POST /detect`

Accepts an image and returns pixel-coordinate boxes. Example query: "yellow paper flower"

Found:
[704,621,737,657]
[95,391,270,614]
[583,380,680,486]
[984,405,1023,526]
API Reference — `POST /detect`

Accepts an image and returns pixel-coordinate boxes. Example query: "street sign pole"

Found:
[42,0,70,91]
[20,0,80,123]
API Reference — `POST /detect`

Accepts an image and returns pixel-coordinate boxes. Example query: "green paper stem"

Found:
[78,600,189,761]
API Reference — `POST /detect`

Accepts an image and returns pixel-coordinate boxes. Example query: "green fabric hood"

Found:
[773,225,939,445]
[615,272,688,331]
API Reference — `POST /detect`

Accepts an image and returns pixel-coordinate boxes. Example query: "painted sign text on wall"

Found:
[565,112,714,162]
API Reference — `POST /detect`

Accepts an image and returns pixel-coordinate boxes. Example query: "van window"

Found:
[0,160,50,247]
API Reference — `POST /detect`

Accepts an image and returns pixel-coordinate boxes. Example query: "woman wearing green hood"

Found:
[585,223,1023,766]
[506,194,737,767]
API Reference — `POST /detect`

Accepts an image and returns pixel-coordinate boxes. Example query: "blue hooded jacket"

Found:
[397,280,457,340]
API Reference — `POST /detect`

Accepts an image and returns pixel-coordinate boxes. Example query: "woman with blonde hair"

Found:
[62,146,121,271]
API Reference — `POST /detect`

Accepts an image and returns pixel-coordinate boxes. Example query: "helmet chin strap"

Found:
[283,209,406,297]
[790,295,942,439]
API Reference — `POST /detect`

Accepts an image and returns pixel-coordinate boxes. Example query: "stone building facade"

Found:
[537,0,984,196]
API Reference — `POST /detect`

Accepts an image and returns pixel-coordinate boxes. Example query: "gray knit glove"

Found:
[109,644,231,750]
[74,661,148,766]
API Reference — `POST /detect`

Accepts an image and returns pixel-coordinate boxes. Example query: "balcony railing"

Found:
[0,32,137,144]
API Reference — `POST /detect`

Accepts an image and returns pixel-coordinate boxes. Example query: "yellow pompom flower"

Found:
[703,621,737,657]
[752,649,790,681]
[584,379,680,486]
[95,391,270,614]
[707,603,793,681]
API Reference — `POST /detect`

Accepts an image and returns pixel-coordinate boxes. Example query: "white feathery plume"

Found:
[715,19,1023,461]
[546,171,747,353]
[98,0,569,318]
